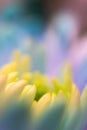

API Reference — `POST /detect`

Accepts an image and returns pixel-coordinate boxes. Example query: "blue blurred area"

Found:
[0,16,44,66]
[0,21,18,66]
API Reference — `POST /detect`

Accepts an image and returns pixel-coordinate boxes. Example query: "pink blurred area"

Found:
[69,35,87,68]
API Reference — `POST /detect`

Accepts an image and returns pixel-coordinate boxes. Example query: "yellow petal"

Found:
[69,84,80,110]
[34,93,52,118]
[22,72,32,82]
[32,100,37,110]
[20,85,36,103]
[63,64,72,92]
[0,74,7,92]
[7,72,18,83]
[5,80,27,99]
[57,90,67,104]
[51,93,56,105]
[1,63,17,74]
[81,86,87,109]
[20,56,31,73]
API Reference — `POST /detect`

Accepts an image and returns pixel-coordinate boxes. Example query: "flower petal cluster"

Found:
[0,51,86,130]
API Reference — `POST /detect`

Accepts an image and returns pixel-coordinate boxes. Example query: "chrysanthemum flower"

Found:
[0,50,87,130]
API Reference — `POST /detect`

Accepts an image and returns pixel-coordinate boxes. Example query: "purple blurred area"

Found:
[0,0,87,91]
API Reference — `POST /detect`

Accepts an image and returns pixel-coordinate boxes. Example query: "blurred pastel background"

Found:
[0,0,87,92]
